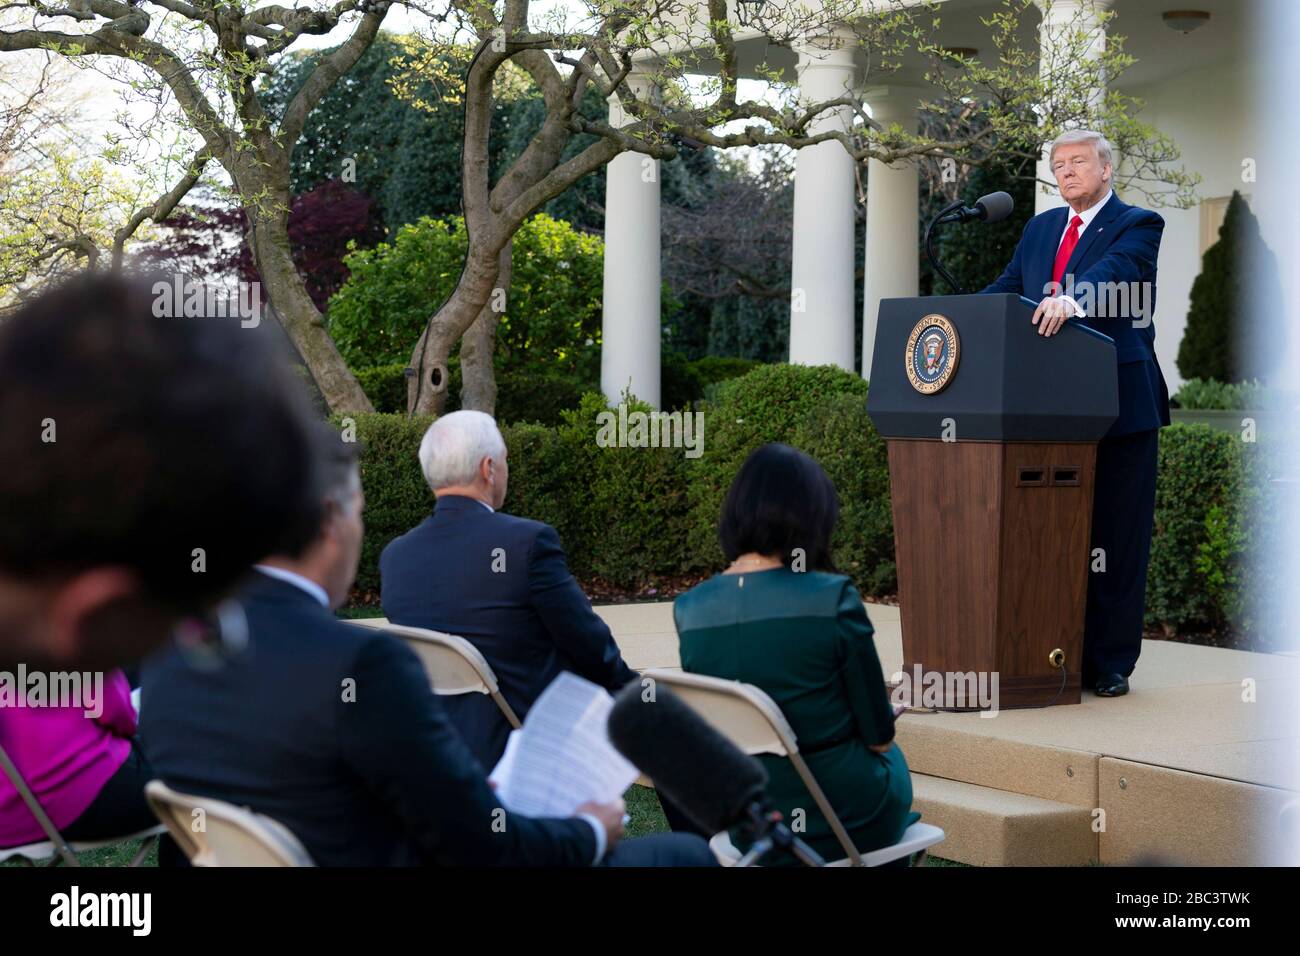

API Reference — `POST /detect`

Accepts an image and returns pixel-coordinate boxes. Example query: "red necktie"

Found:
[1052,214,1084,286]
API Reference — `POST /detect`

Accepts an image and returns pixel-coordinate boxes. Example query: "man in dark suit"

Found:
[141,428,711,866]
[381,411,637,766]
[982,129,1170,698]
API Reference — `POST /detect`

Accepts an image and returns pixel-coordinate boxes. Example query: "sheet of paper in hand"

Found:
[488,671,639,817]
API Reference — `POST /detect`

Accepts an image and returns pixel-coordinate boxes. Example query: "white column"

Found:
[789,39,858,370]
[601,76,661,408]
[1034,0,1113,214]
[861,86,922,380]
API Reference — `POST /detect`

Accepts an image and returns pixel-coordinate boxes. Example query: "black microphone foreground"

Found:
[607,681,767,836]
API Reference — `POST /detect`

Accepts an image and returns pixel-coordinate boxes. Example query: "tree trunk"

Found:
[406,233,507,416]
[459,240,512,415]
[247,207,373,415]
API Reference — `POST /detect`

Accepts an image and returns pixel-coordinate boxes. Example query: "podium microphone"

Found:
[926,190,1016,293]
[946,190,1014,225]
[607,681,826,866]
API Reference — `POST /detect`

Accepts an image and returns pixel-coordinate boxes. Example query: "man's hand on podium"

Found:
[1032,295,1084,336]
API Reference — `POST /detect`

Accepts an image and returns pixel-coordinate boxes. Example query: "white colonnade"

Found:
[599,4,1105,403]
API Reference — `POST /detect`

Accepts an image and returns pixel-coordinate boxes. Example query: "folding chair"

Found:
[347,620,522,730]
[144,780,314,867]
[0,741,162,867]
[642,668,945,867]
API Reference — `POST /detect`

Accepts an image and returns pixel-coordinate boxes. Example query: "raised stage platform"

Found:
[595,600,1299,867]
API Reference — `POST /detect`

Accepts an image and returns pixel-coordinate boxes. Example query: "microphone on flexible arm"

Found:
[925,190,1016,294]
[607,681,826,866]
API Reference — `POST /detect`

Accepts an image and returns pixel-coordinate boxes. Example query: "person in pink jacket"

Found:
[0,669,154,847]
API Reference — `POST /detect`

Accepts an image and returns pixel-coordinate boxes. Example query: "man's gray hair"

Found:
[418,410,506,491]
[1049,128,1113,167]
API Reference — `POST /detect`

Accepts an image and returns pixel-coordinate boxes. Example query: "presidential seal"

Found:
[905,314,960,394]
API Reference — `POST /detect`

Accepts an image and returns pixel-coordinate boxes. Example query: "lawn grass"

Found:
[623,784,961,866]
[5,792,961,866]
[2,836,159,868]
[336,606,386,620]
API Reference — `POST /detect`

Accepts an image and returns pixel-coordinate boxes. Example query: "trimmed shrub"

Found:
[353,363,408,414]
[1146,423,1273,638]
[333,412,435,595]
[1191,431,1279,647]
[549,392,696,586]
[335,366,1261,642]
[690,355,761,388]
[1176,191,1286,384]
[660,350,705,410]
[788,394,896,595]
[496,370,591,426]
[1171,377,1270,411]
[685,363,870,573]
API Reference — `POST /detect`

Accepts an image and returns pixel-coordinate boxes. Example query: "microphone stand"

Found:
[733,804,826,867]
[925,199,968,295]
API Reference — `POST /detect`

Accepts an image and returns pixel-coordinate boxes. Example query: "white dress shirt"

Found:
[253,564,330,608]
[1057,188,1113,317]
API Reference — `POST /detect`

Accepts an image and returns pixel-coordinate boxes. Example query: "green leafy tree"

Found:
[329,213,630,384]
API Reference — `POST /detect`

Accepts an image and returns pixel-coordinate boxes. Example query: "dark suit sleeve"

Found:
[527,523,638,690]
[979,220,1031,296]
[338,633,598,866]
[835,582,896,747]
[1071,210,1164,323]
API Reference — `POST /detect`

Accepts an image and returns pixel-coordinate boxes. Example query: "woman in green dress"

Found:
[674,443,919,865]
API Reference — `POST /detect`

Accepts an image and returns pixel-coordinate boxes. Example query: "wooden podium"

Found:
[866,294,1118,709]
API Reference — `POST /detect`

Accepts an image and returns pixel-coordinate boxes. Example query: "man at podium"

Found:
[981,129,1170,698]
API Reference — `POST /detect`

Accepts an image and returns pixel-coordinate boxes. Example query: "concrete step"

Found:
[911,772,1098,866]
[897,716,1099,808]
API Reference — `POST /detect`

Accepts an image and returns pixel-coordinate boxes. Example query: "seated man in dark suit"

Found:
[381,411,637,767]
[140,428,712,867]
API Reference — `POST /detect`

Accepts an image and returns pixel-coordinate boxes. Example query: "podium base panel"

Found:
[887,438,1097,711]
[891,669,1083,710]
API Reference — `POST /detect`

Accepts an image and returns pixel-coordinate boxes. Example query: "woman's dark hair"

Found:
[718,443,839,572]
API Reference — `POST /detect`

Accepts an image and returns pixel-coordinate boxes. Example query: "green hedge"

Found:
[336,365,1267,644]
[1147,422,1278,646]
[1171,377,1271,410]
[336,413,435,596]
[684,363,872,575]
[352,355,759,423]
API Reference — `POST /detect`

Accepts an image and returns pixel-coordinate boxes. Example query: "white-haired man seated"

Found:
[380,410,639,767]
[981,128,1170,698]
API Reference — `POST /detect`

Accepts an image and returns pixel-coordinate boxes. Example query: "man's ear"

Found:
[46,567,140,664]
[317,498,343,543]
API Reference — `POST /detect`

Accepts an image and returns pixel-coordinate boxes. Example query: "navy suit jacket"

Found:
[139,571,597,867]
[981,191,1171,437]
[380,495,638,767]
